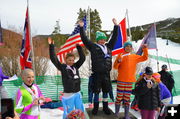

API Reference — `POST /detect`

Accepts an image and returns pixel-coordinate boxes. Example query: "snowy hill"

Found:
[133,37,180,73]
[47,37,180,76]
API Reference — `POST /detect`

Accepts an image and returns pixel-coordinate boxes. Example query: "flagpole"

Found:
[154,22,159,72]
[27,0,36,83]
[126,9,132,41]
[87,6,91,76]
[0,18,4,46]
[87,6,91,40]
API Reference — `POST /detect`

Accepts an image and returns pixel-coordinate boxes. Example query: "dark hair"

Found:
[65,53,75,59]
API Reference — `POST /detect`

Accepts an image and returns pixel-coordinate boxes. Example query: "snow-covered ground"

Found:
[40,95,180,119]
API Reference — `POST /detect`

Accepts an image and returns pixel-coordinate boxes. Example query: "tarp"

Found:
[149,54,180,65]
[3,70,180,103]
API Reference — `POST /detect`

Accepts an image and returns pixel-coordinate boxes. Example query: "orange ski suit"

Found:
[114,48,148,83]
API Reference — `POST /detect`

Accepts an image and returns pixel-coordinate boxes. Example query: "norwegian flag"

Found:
[57,16,86,63]
[112,18,127,56]
[20,7,32,70]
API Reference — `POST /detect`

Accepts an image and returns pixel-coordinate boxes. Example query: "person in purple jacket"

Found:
[153,73,171,119]
[0,66,9,98]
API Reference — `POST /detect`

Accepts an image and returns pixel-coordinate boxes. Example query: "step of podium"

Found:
[86,107,137,119]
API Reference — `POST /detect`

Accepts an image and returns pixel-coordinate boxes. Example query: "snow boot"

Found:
[92,102,99,115]
[103,101,111,115]
[115,104,120,117]
[124,105,131,119]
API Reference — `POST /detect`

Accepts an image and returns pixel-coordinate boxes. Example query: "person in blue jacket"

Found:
[153,72,171,118]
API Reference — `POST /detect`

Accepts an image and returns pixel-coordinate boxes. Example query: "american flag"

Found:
[57,16,86,62]
[20,7,32,70]
[0,20,3,46]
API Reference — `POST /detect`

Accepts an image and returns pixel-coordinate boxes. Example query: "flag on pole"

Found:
[57,16,87,63]
[20,7,32,70]
[0,20,4,46]
[112,18,127,56]
[136,24,157,55]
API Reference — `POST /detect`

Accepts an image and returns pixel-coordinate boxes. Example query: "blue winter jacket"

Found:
[159,82,171,100]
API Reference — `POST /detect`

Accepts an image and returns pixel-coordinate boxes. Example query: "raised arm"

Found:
[48,37,63,71]
[79,20,94,50]
[136,44,148,63]
[74,44,86,69]
[106,18,119,49]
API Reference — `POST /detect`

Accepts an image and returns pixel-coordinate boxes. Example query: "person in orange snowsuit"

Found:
[113,41,148,118]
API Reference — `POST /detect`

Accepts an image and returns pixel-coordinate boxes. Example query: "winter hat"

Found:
[162,64,167,69]
[145,66,153,75]
[96,31,107,41]
[153,73,161,83]
[123,41,132,48]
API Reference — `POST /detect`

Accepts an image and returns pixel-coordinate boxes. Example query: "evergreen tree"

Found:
[77,8,86,20]
[77,8,102,42]
[52,20,61,35]
[90,9,102,42]
[51,19,68,48]
[50,34,68,48]
[131,26,144,42]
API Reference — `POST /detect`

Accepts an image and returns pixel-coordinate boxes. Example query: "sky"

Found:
[0,0,180,36]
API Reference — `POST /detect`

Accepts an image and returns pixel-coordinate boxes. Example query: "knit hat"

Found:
[96,31,107,41]
[153,73,161,83]
[162,64,167,69]
[123,41,132,48]
[145,66,153,75]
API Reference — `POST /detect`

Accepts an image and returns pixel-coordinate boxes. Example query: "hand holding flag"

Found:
[142,44,148,49]
[136,24,157,55]
[112,18,118,25]
[78,20,84,27]
[57,16,86,63]
[112,18,127,56]
[48,37,54,44]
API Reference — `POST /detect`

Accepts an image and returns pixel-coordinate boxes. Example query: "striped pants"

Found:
[115,81,133,106]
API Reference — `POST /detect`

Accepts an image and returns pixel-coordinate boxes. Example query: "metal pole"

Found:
[126,9,132,41]
[27,0,36,83]
[87,6,92,76]
[165,54,172,74]
[87,6,91,40]
[154,22,159,72]
[156,49,159,72]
